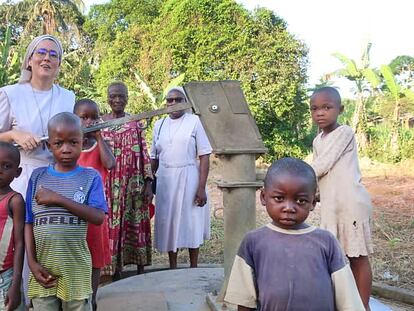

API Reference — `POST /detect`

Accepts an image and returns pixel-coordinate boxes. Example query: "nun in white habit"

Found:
[151,86,212,269]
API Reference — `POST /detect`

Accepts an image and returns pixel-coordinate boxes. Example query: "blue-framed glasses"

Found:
[33,48,60,60]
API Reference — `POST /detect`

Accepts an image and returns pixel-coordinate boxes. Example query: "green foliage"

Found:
[339,98,355,125]
[88,0,309,160]
[398,127,414,160]
[0,26,20,87]
[2,0,85,45]
[380,65,400,101]
[0,0,92,100]
[365,124,414,163]
[332,52,361,80]
[389,55,414,87]
[366,124,394,162]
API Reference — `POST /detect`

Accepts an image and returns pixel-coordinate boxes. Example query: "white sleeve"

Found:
[312,126,354,177]
[195,117,212,156]
[150,119,162,159]
[332,264,365,310]
[224,255,257,309]
[0,90,13,133]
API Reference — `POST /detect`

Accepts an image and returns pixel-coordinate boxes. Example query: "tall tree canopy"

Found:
[86,0,309,159]
[0,0,94,96]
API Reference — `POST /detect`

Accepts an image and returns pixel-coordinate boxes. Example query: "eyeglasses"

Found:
[33,48,60,60]
[166,97,185,104]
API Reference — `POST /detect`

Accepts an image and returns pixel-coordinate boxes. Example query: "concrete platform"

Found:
[207,294,394,311]
[97,268,223,311]
[98,267,403,311]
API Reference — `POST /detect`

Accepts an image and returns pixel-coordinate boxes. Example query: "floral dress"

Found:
[102,121,153,275]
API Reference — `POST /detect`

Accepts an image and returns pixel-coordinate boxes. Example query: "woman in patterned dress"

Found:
[102,81,153,279]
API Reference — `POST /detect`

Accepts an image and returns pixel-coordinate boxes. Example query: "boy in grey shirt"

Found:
[225,157,364,311]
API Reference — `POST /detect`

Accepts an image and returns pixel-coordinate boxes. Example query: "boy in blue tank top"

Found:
[25,112,107,311]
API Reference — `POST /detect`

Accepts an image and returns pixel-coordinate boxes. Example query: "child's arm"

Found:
[327,233,365,310]
[95,131,115,170]
[312,126,354,178]
[224,235,257,310]
[5,194,24,310]
[25,224,57,288]
[24,177,57,289]
[35,186,105,225]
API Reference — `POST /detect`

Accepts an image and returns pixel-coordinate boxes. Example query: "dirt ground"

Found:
[151,157,414,305]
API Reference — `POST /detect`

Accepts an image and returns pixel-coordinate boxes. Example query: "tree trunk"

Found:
[390,100,400,155]
[352,96,368,151]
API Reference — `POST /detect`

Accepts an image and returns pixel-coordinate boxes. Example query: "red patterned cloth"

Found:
[102,121,153,275]
[78,144,112,268]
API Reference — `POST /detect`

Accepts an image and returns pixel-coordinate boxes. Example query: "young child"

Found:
[74,99,115,311]
[0,142,25,311]
[25,112,107,310]
[225,157,364,311]
[310,87,373,309]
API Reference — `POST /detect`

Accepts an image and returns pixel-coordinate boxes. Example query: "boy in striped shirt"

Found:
[25,113,107,310]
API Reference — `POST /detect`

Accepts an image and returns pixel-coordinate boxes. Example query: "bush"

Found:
[366,124,414,162]
[399,127,414,160]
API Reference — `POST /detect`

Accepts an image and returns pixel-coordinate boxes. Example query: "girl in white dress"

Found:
[310,87,373,310]
[151,87,212,269]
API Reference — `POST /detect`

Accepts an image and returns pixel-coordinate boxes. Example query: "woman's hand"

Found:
[12,129,41,151]
[194,188,207,207]
[143,180,154,204]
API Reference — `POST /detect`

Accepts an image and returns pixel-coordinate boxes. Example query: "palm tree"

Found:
[5,0,85,44]
[2,0,92,96]
[331,43,381,150]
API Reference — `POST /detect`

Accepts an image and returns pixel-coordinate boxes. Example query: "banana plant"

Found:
[380,64,414,155]
[0,26,20,87]
[331,43,381,151]
[133,72,185,110]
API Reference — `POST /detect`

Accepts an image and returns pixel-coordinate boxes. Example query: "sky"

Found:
[58,0,414,95]
[236,0,414,94]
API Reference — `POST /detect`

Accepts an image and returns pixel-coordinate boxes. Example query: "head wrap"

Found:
[167,86,188,102]
[167,86,192,113]
[19,35,64,84]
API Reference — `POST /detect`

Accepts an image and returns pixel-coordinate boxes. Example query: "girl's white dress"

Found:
[312,125,373,257]
[151,113,212,252]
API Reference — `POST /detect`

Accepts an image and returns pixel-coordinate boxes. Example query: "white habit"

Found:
[151,113,212,252]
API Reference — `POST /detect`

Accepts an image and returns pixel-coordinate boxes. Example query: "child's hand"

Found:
[31,262,57,288]
[194,188,207,207]
[88,129,101,139]
[35,186,61,206]
[5,283,21,311]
